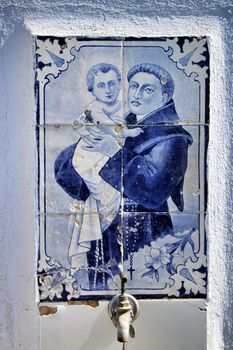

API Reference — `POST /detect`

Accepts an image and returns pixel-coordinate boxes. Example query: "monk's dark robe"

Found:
[54,100,193,290]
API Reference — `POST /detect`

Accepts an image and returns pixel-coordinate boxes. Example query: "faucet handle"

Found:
[108,293,140,326]
[129,323,136,338]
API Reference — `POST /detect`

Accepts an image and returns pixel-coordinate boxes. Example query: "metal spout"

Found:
[116,295,132,343]
[108,272,139,344]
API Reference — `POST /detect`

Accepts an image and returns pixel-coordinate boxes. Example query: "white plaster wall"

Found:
[0,1,233,350]
[0,27,39,349]
[40,300,206,350]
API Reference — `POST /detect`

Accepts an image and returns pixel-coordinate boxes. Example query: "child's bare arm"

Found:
[117,126,144,138]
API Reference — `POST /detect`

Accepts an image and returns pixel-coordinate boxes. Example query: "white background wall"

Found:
[40,300,206,350]
[0,1,233,349]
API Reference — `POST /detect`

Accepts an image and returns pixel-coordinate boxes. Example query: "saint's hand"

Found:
[82,127,121,157]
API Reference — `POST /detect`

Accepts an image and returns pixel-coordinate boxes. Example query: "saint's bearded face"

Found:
[91,70,121,105]
[128,72,168,116]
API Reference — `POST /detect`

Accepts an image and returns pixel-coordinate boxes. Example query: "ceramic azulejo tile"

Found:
[40,124,122,214]
[122,212,206,298]
[121,122,191,217]
[122,38,209,125]
[38,213,121,301]
[36,36,208,301]
[37,37,124,126]
[122,125,208,214]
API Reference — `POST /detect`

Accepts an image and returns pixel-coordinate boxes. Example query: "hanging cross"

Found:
[127,266,135,280]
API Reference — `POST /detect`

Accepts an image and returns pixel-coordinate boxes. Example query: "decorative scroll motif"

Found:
[161,37,208,82]
[36,37,77,85]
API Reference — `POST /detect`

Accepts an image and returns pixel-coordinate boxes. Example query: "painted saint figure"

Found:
[54,63,193,290]
[100,64,193,278]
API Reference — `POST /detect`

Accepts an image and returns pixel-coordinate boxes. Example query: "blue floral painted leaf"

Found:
[180,228,196,252]
[47,266,63,274]
[180,267,197,284]
[145,263,154,268]
[165,242,180,254]
[154,270,159,282]
[137,265,146,272]
[179,48,197,67]
[166,262,177,275]
[46,49,65,67]
[166,255,177,274]
[178,227,195,239]
[187,235,195,252]
[180,240,187,252]
[142,269,155,278]
[50,272,65,288]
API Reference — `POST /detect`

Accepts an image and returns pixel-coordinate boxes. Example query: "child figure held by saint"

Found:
[68,63,143,281]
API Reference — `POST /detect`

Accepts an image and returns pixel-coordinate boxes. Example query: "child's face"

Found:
[92,70,121,105]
